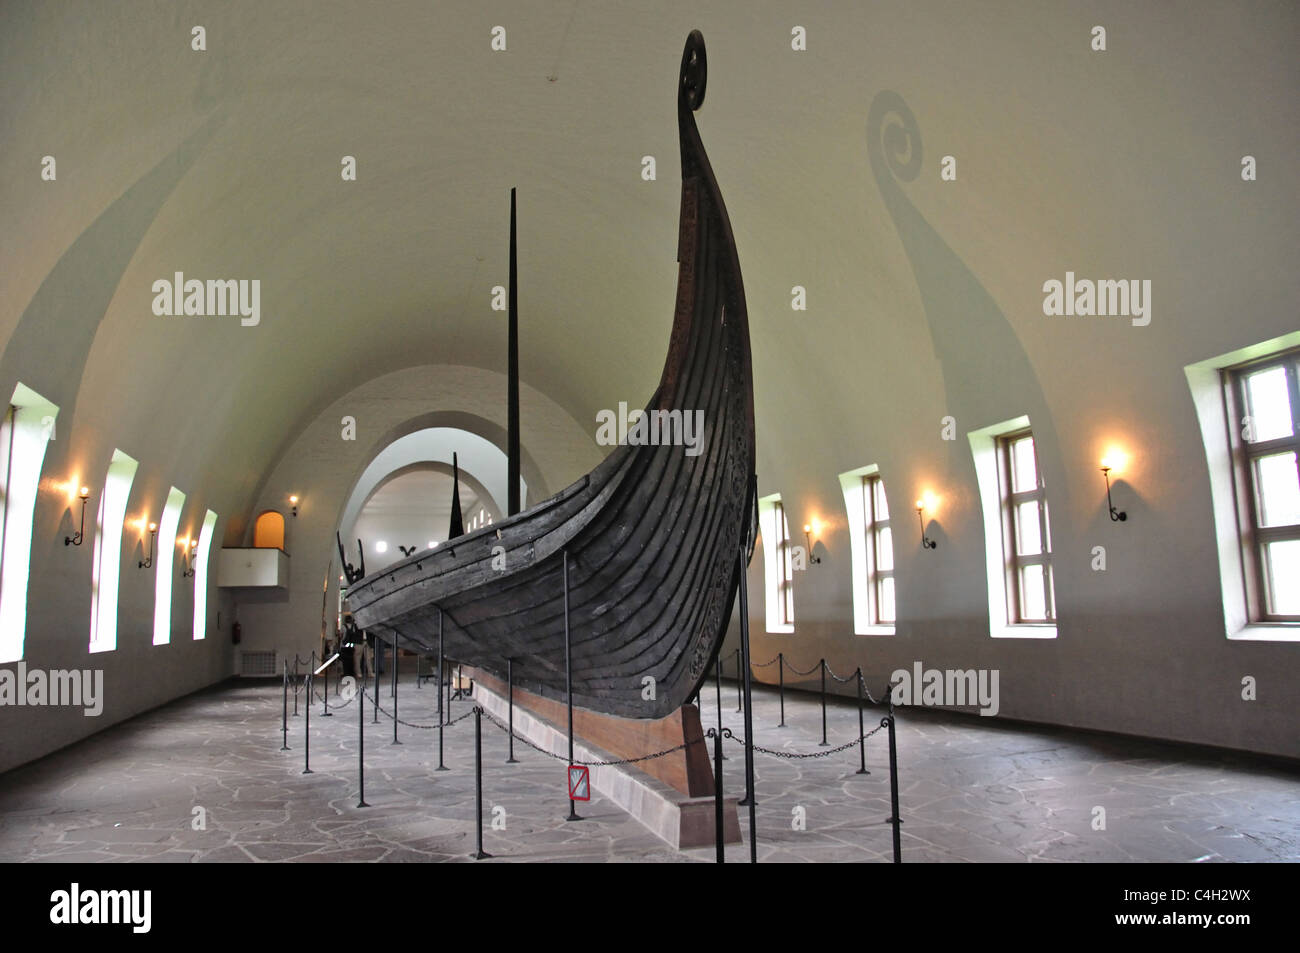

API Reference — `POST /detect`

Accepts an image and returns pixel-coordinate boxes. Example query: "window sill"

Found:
[855,625,896,636]
[1228,623,1300,643]
[764,624,795,635]
[991,623,1057,640]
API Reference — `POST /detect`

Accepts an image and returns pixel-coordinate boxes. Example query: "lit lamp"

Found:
[180,538,198,577]
[803,520,823,565]
[64,486,91,546]
[289,494,300,517]
[1099,449,1128,522]
[138,521,158,569]
[915,493,938,550]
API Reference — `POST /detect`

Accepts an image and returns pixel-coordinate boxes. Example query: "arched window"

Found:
[253,510,285,549]
[758,493,794,634]
[839,464,896,635]
[153,487,186,646]
[0,383,59,662]
[193,510,218,641]
[89,449,140,654]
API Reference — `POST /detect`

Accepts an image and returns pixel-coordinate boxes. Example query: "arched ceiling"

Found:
[2,1,1295,535]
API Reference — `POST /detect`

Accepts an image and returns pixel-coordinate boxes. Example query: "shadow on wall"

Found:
[0,108,229,416]
[865,91,1068,513]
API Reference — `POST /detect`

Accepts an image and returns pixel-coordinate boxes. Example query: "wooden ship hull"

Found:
[346,31,755,720]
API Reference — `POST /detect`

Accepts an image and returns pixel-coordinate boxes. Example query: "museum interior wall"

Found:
[1,1,1296,771]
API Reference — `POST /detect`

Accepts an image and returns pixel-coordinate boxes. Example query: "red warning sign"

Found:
[567,764,590,801]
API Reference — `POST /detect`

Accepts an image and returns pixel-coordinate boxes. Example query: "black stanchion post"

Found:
[736,537,758,864]
[302,673,313,775]
[473,706,491,859]
[415,653,421,689]
[391,637,400,745]
[778,652,785,727]
[856,668,869,775]
[322,653,331,716]
[711,728,725,864]
[357,664,369,808]
[563,550,581,822]
[885,706,902,863]
[281,660,290,750]
[819,658,828,746]
[713,656,726,761]
[734,648,742,712]
[436,608,447,771]
[292,657,300,716]
[506,658,518,763]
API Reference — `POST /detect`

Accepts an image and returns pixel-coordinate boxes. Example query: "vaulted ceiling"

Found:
[3,0,1296,540]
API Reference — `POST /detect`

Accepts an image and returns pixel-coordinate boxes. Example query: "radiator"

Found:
[240,650,278,677]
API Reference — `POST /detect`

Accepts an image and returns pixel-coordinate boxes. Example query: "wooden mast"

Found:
[448,451,465,540]
[507,188,521,516]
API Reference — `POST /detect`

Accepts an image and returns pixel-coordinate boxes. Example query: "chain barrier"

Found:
[735,654,889,706]
[290,655,312,696]
[290,665,896,765]
[280,648,904,862]
[313,690,356,711]
[725,722,886,759]
[365,694,477,730]
[477,706,879,767]
[782,659,822,677]
[477,708,692,766]
[824,662,858,684]
[780,660,821,676]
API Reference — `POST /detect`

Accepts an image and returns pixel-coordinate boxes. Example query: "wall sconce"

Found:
[802,522,823,565]
[180,538,198,577]
[289,494,300,517]
[64,486,91,546]
[915,497,938,550]
[1099,457,1127,522]
[138,522,158,569]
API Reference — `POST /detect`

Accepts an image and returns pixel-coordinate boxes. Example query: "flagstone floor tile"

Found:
[0,678,1295,863]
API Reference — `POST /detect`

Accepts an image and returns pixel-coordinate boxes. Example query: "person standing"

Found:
[340,612,360,679]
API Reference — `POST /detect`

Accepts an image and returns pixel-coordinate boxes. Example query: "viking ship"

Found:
[345,31,755,720]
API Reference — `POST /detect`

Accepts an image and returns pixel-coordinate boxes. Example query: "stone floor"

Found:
[0,673,1296,862]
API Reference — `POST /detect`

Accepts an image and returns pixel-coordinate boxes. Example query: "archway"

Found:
[337,427,527,573]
